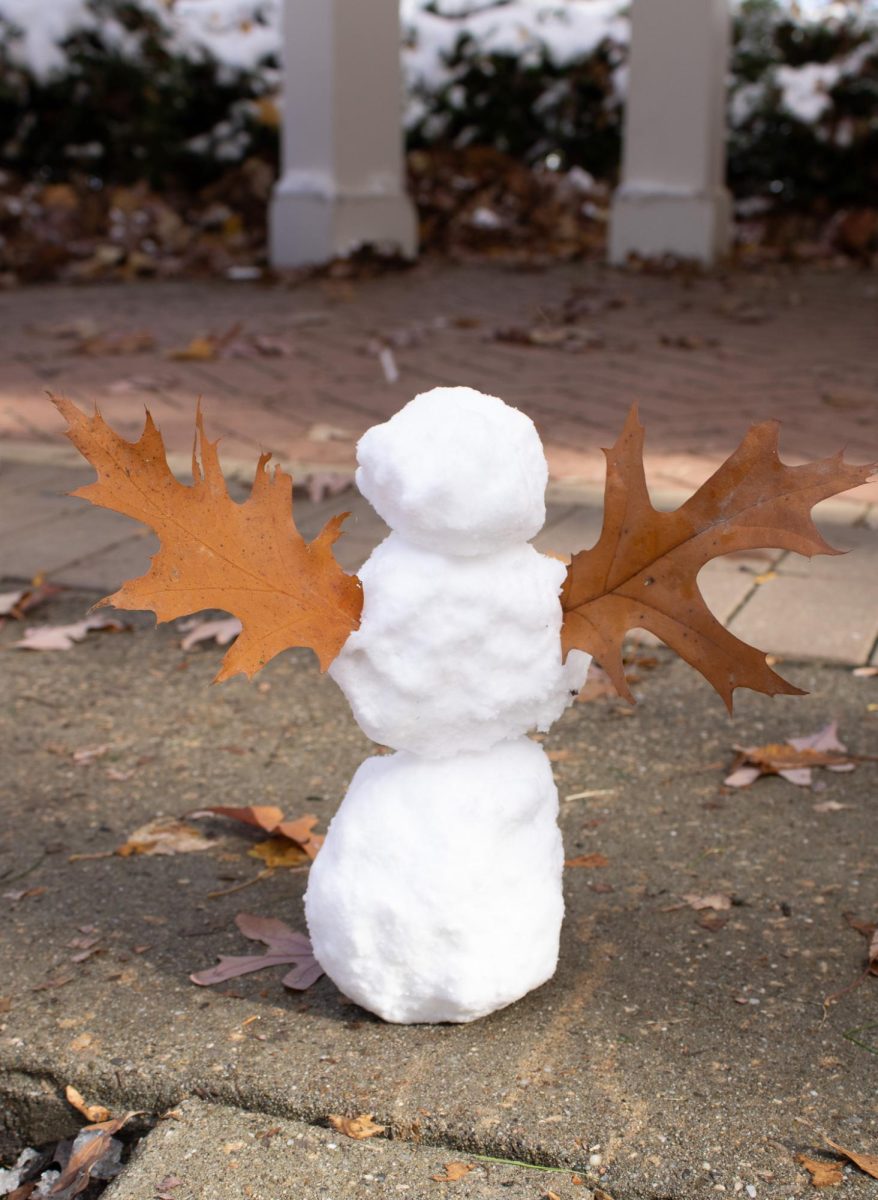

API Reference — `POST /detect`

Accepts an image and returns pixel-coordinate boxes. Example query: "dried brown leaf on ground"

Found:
[190,912,324,991]
[0,579,60,627]
[682,893,732,911]
[64,1084,110,1124]
[431,1162,475,1182]
[189,806,323,860]
[327,1114,385,1140]
[116,818,214,857]
[75,330,156,356]
[725,722,864,788]
[46,1112,137,1200]
[843,912,878,975]
[167,323,241,361]
[179,616,242,651]
[797,1153,842,1187]
[51,396,363,679]
[248,838,310,869]
[13,613,125,652]
[823,1137,878,1180]
[561,407,874,709]
[565,853,609,869]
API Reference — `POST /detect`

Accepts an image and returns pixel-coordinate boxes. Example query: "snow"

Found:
[304,737,564,1023]
[0,0,95,76]
[776,62,840,123]
[0,0,281,77]
[330,532,590,757]
[401,0,627,92]
[356,386,548,556]
[319,385,587,1021]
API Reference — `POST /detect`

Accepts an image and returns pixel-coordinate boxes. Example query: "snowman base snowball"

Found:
[305,738,564,1024]
[305,386,590,1024]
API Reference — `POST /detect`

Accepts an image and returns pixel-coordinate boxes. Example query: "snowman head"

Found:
[355,386,548,556]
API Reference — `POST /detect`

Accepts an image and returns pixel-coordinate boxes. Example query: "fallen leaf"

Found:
[565,853,609,869]
[189,804,285,833]
[327,1114,385,1140]
[249,837,310,869]
[191,806,323,860]
[190,912,324,991]
[51,397,362,679]
[303,473,354,505]
[72,744,110,766]
[843,912,878,974]
[725,722,863,788]
[180,616,242,650]
[13,613,125,651]
[0,588,27,616]
[117,818,214,857]
[431,1162,475,1182]
[46,1112,137,1200]
[65,1084,111,1124]
[823,1137,878,1180]
[797,1153,842,1187]
[167,324,241,361]
[561,407,874,709]
[76,330,156,356]
[682,893,732,911]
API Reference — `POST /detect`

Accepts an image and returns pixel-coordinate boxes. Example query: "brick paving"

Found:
[0,260,875,664]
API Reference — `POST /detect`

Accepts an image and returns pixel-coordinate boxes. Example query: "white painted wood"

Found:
[269,0,417,267]
[610,0,732,264]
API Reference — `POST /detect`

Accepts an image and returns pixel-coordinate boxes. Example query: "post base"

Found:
[269,174,418,268]
[609,185,732,266]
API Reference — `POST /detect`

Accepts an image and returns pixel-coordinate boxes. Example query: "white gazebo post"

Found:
[269,0,418,267]
[610,0,732,265]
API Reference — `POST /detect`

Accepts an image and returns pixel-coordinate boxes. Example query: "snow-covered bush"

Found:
[0,0,280,187]
[0,0,877,269]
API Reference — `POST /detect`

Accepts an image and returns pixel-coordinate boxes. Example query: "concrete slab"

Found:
[729,573,878,664]
[1,591,876,1199]
[103,1100,591,1200]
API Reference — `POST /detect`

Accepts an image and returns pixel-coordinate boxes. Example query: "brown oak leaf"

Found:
[51,396,362,679]
[327,1114,385,1140]
[797,1153,842,1187]
[823,1137,878,1180]
[561,407,873,709]
[190,912,324,991]
[431,1162,475,1182]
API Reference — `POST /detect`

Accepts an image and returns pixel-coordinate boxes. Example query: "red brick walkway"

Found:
[0,261,875,500]
[0,261,876,664]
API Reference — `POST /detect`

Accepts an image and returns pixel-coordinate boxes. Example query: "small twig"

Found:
[207,868,275,899]
[823,966,872,1010]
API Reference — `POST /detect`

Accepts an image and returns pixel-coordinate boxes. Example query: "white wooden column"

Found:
[610,0,732,265]
[269,0,417,267]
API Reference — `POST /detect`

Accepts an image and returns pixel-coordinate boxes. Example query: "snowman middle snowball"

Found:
[306,387,591,1024]
[329,387,590,758]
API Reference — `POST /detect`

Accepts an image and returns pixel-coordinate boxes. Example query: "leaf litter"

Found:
[13,614,126,652]
[725,721,874,788]
[190,912,323,991]
[327,1114,385,1140]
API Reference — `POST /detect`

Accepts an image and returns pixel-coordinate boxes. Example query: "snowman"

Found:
[305,386,591,1024]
